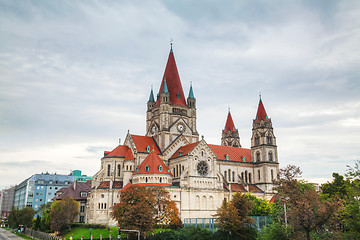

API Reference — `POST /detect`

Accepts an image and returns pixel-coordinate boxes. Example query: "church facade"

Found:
[86,46,279,225]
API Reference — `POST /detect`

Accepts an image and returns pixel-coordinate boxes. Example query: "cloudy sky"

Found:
[1,0,359,190]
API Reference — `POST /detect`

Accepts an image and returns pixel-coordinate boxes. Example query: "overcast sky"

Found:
[1,0,359,190]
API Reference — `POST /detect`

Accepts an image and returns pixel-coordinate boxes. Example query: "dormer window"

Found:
[177,92,180,99]
[146,146,150,153]
[80,192,87,197]
[158,165,163,172]
[145,165,150,172]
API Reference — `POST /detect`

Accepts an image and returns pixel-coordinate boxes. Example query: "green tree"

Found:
[244,194,273,216]
[215,193,256,239]
[33,215,41,230]
[8,207,35,228]
[112,185,156,237]
[274,165,342,240]
[49,197,79,231]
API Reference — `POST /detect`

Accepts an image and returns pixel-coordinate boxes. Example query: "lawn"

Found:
[62,227,126,239]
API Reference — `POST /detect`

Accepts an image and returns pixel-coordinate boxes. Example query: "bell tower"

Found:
[221,109,241,147]
[146,45,199,151]
[251,97,279,193]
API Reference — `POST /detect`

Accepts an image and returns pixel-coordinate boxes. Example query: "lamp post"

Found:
[280,196,290,228]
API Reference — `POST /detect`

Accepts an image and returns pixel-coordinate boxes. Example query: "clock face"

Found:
[197,161,208,176]
[177,123,185,132]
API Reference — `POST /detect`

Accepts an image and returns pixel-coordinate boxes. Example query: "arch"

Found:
[269,151,273,161]
[107,164,111,176]
[195,195,200,209]
[256,152,261,162]
[202,196,207,209]
[209,196,214,209]
[255,135,260,145]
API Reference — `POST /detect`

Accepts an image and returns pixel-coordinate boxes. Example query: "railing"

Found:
[25,228,60,240]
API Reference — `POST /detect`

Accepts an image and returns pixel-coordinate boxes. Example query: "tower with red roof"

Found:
[251,97,278,192]
[221,109,241,147]
[146,44,199,151]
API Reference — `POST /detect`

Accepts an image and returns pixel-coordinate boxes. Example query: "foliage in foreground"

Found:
[8,207,35,228]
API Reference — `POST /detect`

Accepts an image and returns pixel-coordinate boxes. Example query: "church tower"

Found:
[146,45,199,151]
[221,109,241,147]
[251,97,279,193]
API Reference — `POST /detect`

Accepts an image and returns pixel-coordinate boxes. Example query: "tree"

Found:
[275,165,342,240]
[8,207,35,228]
[244,194,273,216]
[33,215,41,230]
[215,193,255,239]
[162,200,182,229]
[112,185,156,237]
[49,197,79,232]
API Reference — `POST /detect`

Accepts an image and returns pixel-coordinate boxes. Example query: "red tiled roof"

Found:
[113,181,123,189]
[248,185,264,193]
[230,183,246,192]
[120,182,171,193]
[131,134,161,154]
[105,145,129,158]
[54,181,91,201]
[224,111,237,132]
[155,50,187,106]
[133,151,172,175]
[169,142,200,159]
[208,144,252,162]
[98,181,110,188]
[255,99,270,122]
[124,149,135,161]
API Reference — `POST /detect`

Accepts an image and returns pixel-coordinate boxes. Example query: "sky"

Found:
[1,0,359,190]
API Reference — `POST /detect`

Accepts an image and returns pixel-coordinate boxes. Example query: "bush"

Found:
[69,223,107,229]
[257,221,293,240]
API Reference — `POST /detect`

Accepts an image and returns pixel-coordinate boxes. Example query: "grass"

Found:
[62,227,126,239]
[11,231,32,239]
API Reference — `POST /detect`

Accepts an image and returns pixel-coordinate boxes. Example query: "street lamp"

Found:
[279,196,290,228]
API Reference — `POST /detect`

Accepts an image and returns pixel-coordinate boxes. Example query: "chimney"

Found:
[73,180,77,190]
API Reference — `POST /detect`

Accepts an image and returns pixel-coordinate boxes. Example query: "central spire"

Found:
[224,109,236,132]
[156,46,186,106]
[255,98,269,122]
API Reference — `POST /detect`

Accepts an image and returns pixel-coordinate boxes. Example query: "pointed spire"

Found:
[148,86,155,102]
[255,97,269,122]
[162,79,169,93]
[156,47,186,106]
[224,109,236,132]
[188,82,195,99]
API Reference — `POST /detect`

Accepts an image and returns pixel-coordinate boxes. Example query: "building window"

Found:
[224,171,227,180]
[267,136,272,145]
[245,171,248,183]
[269,152,273,161]
[117,164,121,177]
[79,216,85,223]
[256,152,260,162]
[80,192,87,197]
[107,164,111,176]
[145,165,150,172]
[271,170,274,180]
[249,173,252,184]
[80,206,86,212]
[255,135,260,145]
[232,171,235,182]
[258,170,261,180]
[228,169,231,182]
[241,172,244,181]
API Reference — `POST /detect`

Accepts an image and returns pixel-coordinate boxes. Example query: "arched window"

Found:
[202,196,207,209]
[267,136,272,145]
[249,173,252,184]
[107,164,111,176]
[232,171,235,182]
[271,170,274,180]
[228,169,231,181]
[269,152,273,161]
[126,165,128,171]
[224,171,227,180]
[117,164,121,177]
[258,170,261,180]
[104,203,107,209]
[176,165,179,177]
[245,171,248,183]
[146,177,148,183]
[160,177,162,183]
[209,196,214,209]
[255,135,260,145]
[145,165,149,172]
[256,152,261,162]
[196,195,200,209]
[241,172,244,181]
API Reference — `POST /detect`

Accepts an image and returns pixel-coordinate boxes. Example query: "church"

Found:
[86,46,279,225]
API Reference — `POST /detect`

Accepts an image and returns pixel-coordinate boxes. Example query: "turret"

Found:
[221,109,241,147]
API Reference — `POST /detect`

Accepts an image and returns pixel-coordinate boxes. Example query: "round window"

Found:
[197,161,209,176]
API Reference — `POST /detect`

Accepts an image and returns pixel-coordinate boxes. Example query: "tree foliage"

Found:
[8,207,35,228]
[274,165,342,240]
[215,193,255,239]
[112,185,181,237]
[244,194,273,216]
[49,197,79,231]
